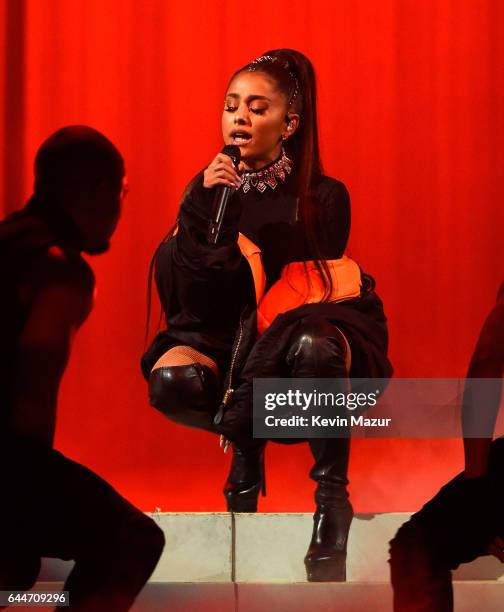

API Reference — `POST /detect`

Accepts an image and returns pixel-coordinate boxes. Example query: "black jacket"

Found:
[142,173,392,439]
[213,291,392,440]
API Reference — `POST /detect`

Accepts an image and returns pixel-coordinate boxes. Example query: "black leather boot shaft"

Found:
[224,442,266,512]
[309,438,351,497]
[284,315,354,581]
[305,439,353,582]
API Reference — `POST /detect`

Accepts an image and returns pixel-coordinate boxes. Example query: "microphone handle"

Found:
[207,185,233,245]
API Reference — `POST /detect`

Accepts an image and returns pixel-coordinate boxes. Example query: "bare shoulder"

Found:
[25,247,96,326]
[0,211,53,249]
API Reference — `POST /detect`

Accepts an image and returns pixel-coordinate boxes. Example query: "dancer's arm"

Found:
[9,252,94,447]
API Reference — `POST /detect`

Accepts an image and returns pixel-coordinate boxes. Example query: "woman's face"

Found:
[222,71,295,170]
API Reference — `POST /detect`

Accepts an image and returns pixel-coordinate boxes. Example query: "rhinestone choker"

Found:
[240,149,293,194]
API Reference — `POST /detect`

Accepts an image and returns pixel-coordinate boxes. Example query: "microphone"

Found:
[207,145,241,244]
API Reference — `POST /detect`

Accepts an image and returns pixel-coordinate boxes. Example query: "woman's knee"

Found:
[148,363,218,431]
[286,315,350,377]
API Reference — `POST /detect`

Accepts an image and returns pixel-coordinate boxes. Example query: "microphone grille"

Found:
[221,145,241,166]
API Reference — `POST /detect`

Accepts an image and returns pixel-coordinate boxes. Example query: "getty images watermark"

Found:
[252,378,504,438]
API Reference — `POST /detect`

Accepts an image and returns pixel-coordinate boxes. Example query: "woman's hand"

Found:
[203,153,244,190]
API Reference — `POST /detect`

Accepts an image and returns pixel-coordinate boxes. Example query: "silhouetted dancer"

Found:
[389,283,504,611]
[0,126,164,611]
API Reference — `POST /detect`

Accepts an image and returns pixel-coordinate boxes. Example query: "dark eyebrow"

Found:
[225,93,272,103]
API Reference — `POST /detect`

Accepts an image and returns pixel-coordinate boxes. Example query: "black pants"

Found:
[389,438,504,612]
[0,440,165,612]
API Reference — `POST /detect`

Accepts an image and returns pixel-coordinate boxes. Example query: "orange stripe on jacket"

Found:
[172,227,360,335]
[237,232,266,305]
[256,257,361,334]
[235,235,361,335]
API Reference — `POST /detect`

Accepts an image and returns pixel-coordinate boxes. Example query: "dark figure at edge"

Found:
[0,126,164,611]
[389,283,504,611]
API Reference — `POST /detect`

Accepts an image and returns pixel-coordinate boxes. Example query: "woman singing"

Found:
[142,49,392,581]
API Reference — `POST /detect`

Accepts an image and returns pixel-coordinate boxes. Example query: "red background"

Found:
[1,0,503,513]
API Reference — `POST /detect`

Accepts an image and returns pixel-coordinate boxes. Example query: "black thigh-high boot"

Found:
[223,439,266,512]
[149,363,218,432]
[286,315,353,582]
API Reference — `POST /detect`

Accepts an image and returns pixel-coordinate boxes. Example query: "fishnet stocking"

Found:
[152,345,219,376]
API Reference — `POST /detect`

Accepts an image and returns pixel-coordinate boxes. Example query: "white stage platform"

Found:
[32,512,504,611]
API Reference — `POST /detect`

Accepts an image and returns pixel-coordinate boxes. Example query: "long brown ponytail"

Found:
[236,48,334,299]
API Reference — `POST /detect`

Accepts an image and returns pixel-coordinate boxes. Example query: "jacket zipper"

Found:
[222,313,245,408]
[216,311,246,451]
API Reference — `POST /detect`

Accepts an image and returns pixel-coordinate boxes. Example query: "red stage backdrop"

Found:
[1,0,503,512]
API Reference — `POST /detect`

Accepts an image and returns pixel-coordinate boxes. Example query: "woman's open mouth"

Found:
[230,130,252,146]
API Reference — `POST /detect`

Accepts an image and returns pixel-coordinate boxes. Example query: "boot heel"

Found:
[304,554,347,582]
[225,482,262,513]
[304,503,353,582]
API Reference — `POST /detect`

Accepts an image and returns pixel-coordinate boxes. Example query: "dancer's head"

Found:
[32,125,126,254]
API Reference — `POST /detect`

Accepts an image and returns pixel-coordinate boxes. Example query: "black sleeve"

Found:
[291,177,351,262]
[153,174,255,357]
[317,178,351,259]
